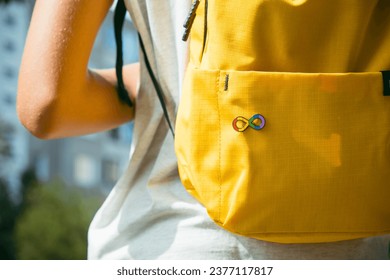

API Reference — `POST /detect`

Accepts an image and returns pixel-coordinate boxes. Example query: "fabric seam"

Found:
[216,71,222,224]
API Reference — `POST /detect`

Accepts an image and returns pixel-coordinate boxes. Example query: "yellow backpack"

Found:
[175,0,390,243]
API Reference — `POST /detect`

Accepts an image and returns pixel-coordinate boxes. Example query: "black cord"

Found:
[138,33,175,136]
[114,0,174,136]
[114,0,133,107]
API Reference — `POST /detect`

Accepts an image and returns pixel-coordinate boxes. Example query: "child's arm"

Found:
[17,0,137,139]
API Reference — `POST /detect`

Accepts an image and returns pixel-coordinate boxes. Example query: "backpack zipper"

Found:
[182,0,201,41]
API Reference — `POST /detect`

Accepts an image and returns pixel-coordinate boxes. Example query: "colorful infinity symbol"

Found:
[232,114,266,132]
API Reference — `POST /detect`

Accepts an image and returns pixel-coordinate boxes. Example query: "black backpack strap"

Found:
[114,0,175,136]
[113,0,133,107]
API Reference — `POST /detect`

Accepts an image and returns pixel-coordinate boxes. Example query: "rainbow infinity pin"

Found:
[232,114,266,132]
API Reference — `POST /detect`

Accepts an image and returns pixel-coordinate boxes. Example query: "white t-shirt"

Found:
[87,0,389,259]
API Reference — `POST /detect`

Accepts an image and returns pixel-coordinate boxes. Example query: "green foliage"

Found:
[0,118,17,259]
[0,180,17,260]
[15,180,103,260]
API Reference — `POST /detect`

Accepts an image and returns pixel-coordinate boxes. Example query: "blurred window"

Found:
[74,154,96,187]
[2,66,16,79]
[3,14,16,27]
[3,41,16,53]
[109,128,119,141]
[2,94,15,105]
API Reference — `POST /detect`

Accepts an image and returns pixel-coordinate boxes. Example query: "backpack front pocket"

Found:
[175,66,390,243]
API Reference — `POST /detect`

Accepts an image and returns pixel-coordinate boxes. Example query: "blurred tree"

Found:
[19,168,38,212]
[15,180,103,260]
[0,118,16,259]
[0,179,17,259]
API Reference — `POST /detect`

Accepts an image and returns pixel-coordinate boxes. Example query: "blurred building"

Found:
[0,0,138,197]
[0,0,33,194]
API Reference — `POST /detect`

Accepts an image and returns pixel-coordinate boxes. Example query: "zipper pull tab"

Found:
[182,0,200,41]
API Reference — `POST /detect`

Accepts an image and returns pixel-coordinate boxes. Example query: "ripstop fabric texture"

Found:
[175,0,390,243]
